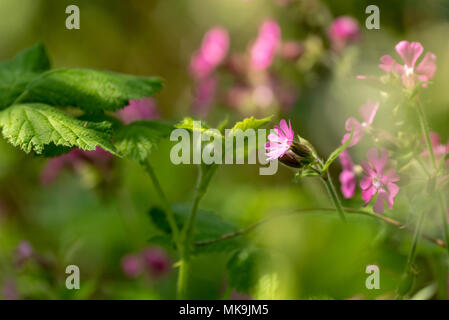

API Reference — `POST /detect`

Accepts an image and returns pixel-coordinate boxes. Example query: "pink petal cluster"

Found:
[379,41,436,89]
[190,27,230,79]
[342,101,379,147]
[192,75,217,117]
[339,150,356,199]
[117,97,160,124]
[328,16,362,52]
[360,148,400,214]
[420,132,449,166]
[250,20,281,70]
[265,119,294,161]
[121,246,171,279]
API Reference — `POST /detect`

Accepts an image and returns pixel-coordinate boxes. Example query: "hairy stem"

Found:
[142,160,180,248]
[177,164,218,299]
[321,174,346,222]
[194,207,446,249]
[396,208,429,299]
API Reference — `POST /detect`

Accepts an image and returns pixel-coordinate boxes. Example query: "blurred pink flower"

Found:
[2,279,18,300]
[265,119,294,161]
[339,150,356,199]
[360,148,399,214]
[379,41,436,89]
[192,76,217,118]
[328,16,362,51]
[40,147,113,186]
[342,101,379,147]
[250,20,281,70]
[117,97,160,124]
[420,132,449,166]
[121,254,143,278]
[190,27,230,79]
[142,247,171,278]
[280,41,303,61]
[14,241,34,267]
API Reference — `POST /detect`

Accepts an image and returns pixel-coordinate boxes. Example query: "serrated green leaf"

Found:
[148,204,244,254]
[114,120,173,162]
[0,43,50,109]
[0,103,116,155]
[175,117,222,139]
[19,68,162,112]
[229,116,272,134]
[321,129,353,173]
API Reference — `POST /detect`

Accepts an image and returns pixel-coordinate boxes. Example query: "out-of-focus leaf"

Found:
[175,117,222,139]
[228,116,272,134]
[411,283,437,300]
[148,204,244,254]
[0,103,116,155]
[0,43,50,109]
[114,120,173,162]
[20,69,162,112]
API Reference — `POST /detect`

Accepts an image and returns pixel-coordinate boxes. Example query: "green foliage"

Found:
[0,103,116,155]
[148,205,244,254]
[228,116,272,134]
[226,247,274,294]
[114,120,173,162]
[0,43,50,109]
[21,69,162,112]
[175,117,222,139]
[321,129,353,173]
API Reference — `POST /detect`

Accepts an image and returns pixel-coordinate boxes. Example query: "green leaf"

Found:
[0,103,116,155]
[321,129,353,173]
[226,247,273,294]
[229,116,272,134]
[20,68,163,112]
[148,204,244,254]
[114,120,173,162]
[0,43,50,109]
[175,117,222,139]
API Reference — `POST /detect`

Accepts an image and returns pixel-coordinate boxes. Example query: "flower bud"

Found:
[279,140,315,168]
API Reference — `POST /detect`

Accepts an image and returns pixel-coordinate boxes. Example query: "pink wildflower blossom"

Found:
[190,27,230,79]
[142,247,171,278]
[265,119,294,161]
[121,254,143,279]
[250,20,281,70]
[360,148,400,214]
[117,97,160,124]
[342,101,379,147]
[339,150,356,199]
[379,41,436,89]
[192,76,217,118]
[328,16,362,52]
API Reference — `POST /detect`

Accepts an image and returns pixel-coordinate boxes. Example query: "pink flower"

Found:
[14,241,34,267]
[192,76,217,118]
[250,20,281,70]
[121,254,143,278]
[360,148,400,214]
[420,132,449,166]
[142,247,171,278]
[40,147,113,186]
[265,119,294,161]
[328,16,362,52]
[190,27,230,79]
[339,150,356,199]
[117,97,160,124]
[379,41,436,89]
[280,41,303,61]
[342,101,379,147]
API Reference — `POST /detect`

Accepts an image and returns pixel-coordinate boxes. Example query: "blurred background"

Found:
[0,0,448,299]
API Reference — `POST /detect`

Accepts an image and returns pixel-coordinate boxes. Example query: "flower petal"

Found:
[395,41,423,68]
[361,185,376,205]
[415,52,436,82]
[359,101,379,125]
[379,55,397,72]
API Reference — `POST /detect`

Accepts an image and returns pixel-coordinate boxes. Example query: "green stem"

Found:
[396,208,428,299]
[438,193,449,256]
[177,164,218,299]
[142,159,180,249]
[320,174,346,222]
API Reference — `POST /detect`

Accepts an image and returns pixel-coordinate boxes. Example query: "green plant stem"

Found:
[320,174,346,222]
[177,164,218,299]
[194,207,446,249]
[142,159,180,249]
[414,99,449,254]
[396,208,429,299]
